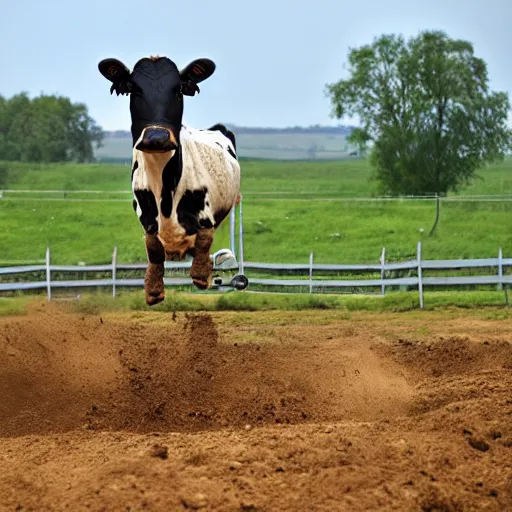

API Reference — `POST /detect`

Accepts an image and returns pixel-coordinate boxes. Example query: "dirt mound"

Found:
[1,307,511,511]
[379,335,512,419]
[388,335,512,379]
[0,306,412,437]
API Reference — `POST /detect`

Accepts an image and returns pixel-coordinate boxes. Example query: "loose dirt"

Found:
[0,304,511,511]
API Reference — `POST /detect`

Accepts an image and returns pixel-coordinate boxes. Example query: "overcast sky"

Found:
[1,0,510,130]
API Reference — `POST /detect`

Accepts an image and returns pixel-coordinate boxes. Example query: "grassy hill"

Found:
[1,158,511,266]
[94,125,359,162]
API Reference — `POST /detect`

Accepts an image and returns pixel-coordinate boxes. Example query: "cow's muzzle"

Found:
[136,127,178,153]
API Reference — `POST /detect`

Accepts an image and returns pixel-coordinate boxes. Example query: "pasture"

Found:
[1,158,511,266]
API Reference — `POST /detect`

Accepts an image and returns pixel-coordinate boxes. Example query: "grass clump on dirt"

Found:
[0,296,32,317]
[1,290,509,317]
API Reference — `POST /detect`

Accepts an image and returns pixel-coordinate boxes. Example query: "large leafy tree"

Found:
[325,30,511,234]
[0,93,104,163]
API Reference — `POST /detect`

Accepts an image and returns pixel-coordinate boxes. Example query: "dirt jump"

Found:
[0,303,511,511]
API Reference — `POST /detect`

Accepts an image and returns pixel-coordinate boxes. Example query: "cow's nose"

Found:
[136,127,178,152]
[145,128,170,145]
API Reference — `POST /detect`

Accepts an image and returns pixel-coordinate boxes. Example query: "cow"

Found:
[98,55,241,306]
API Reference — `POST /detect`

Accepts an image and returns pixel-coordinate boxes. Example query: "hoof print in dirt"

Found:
[468,437,490,452]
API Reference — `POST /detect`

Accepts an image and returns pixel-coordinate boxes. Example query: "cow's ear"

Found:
[98,58,132,96]
[180,58,216,96]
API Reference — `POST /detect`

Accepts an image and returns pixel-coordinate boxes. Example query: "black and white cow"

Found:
[98,55,241,305]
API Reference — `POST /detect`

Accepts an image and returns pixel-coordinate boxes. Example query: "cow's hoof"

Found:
[191,256,213,291]
[191,271,213,290]
[146,291,165,306]
[192,277,211,290]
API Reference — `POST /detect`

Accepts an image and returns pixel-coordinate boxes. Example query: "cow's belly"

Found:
[157,216,196,260]
[156,192,236,260]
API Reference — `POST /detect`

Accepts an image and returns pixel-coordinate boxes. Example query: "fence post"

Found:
[499,248,509,308]
[230,207,236,259]
[112,246,118,298]
[417,241,424,309]
[497,248,503,291]
[238,196,245,276]
[45,247,51,302]
[309,251,314,294]
[380,247,386,296]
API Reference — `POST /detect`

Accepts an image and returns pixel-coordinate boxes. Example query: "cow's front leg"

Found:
[144,233,165,306]
[190,227,214,290]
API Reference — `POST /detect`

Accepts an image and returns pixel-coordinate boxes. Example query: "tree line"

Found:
[0,93,104,163]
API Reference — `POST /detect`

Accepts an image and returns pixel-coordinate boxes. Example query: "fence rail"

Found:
[3,259,512,276]
[1,243,510,309]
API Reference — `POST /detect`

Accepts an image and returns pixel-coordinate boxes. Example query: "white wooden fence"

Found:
[1,243,510,309]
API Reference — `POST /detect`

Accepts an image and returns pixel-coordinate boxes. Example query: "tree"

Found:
[0,93,104,163]
[325,30,512,235]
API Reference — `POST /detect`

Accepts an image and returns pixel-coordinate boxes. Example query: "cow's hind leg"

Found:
[144,233,165,305]
[190,227,214,290]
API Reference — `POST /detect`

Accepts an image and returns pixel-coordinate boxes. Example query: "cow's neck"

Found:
[135,147,183,200]
[139,150,175,176]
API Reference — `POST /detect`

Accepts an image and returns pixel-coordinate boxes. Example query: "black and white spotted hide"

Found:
[131,124,240,261]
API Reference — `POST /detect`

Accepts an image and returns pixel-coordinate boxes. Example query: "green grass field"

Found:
[0,158,511,265]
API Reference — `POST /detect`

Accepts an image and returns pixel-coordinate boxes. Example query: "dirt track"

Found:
[0,304,511,511]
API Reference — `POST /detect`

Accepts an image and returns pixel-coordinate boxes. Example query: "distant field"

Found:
[94,132,356,161]
[2,158,511,197]
[2,159,376,197]
[1,158,511,266]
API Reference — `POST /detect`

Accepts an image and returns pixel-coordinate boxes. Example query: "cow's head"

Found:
[98,56,215,152]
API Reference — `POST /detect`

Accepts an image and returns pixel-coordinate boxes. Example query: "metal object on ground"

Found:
[210,198,249,291]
